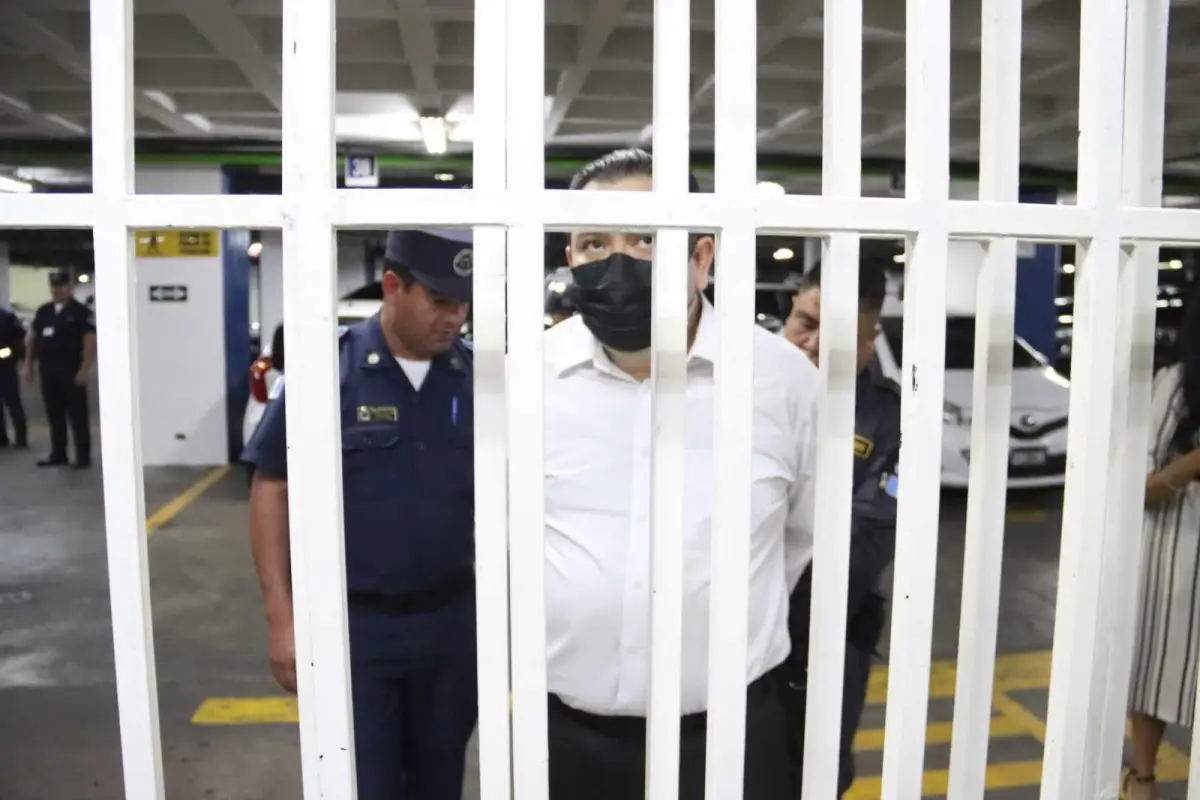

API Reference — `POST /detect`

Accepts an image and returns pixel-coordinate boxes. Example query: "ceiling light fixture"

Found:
[434,172,455,182]
[756,181,785,195]
[0,175,33,193]
[893,253,906,264]
[247,241,263,258]
[79,274,91,284]
[419,114,448,155]
[1062,263,1075,274]
[773,247,794,261]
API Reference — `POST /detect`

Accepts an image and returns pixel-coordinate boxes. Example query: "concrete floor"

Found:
[0,386,1193,798]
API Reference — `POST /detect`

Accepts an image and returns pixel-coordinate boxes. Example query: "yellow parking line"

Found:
[844,759,1044,799]
[1006,508,1048,524]
[193,696,298,725]
[866,649,1052,705]
[852,714,1026,752]
[991,691,1047,742]
[146,466,230,535]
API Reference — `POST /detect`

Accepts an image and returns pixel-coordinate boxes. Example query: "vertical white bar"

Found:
[1039,0,1129,795]
[705,0,756,795]
[281,0,356,797]
[472,0,512,796]
[645,0,689,795]
[879,0,951,796]
[1092,1,1168,797]
[945,2,1021,798]
[506,0,547,797]
[90,0,165,796]
[799,0,861,796]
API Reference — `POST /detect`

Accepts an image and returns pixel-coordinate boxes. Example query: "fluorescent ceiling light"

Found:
[434,172,455,182]
[335,114,421,143]
[1058,315,1074,325]
[419,115,448,154]
[143,90,177,113]
[773,247,794,261]
[43,114,86,134]
[1166,258,1184,270]
[756,181,785,195]
[247,241,263,258]
[893,253,906,263]
[0,175,33,193]
[78,274,91,284]
[1062,263,1075,274]
[182,113,212,132]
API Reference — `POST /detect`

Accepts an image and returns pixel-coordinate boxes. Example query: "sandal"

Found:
[1121,766,1157,800]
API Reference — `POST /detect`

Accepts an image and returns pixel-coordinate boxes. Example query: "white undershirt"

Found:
[395,356,431,390]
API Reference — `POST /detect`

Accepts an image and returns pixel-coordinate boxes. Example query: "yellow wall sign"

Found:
[135,230,220,258]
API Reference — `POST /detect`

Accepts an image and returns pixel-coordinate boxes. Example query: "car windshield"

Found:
[879,316,1046,370]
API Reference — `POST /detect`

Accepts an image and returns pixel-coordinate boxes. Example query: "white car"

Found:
[875,315,1071,489]
[242,296,383,448]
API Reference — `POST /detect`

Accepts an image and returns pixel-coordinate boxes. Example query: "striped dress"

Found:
[1130,363,1200,727]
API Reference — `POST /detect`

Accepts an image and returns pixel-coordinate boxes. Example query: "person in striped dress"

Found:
[1126,292,1200,800]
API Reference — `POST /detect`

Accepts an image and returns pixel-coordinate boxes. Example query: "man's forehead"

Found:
[581,174,653,192]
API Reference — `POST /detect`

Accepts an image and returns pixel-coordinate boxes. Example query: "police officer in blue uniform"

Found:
[0,304,28,449]
[243,229,478,799]
[773,258,901,796]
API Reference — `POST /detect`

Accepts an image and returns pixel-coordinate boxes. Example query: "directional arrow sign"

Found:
[148,285,189,302]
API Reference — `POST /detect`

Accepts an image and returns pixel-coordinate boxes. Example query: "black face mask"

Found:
[566,253,654,352]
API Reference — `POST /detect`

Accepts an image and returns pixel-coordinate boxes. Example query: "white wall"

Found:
[133,167,228,466]
[255,231,374,342]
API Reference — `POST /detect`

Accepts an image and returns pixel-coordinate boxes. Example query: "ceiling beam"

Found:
[544,0,631,140]
[168,0,283,110]
[0,5,203,135]
[395,0,441,110]
[690,0,822,114]
[0,89,84,136]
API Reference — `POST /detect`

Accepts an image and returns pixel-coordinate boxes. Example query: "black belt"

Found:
[549,672,774,736]
[348,565,474,615]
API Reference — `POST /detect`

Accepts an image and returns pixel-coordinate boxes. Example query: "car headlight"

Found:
[943,401,969,426]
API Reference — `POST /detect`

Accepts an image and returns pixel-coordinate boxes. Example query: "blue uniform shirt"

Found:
[242,314,475,596]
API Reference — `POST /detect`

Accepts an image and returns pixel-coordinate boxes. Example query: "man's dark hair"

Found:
[569,149,707,255]
[382,260,417,290]
[780,257,889,317]
[569,148,702,193]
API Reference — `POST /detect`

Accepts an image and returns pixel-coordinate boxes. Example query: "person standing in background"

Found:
[0,303,28,449]
[25,272,94,469]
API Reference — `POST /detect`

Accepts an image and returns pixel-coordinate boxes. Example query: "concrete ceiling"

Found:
[0,0,1198,178]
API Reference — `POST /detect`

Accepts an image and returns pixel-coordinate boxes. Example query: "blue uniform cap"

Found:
[383,229,473,302]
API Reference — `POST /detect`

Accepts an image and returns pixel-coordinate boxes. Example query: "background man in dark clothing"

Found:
[0,305,28,448]
[775,258,901,796]
[24,272,95,468]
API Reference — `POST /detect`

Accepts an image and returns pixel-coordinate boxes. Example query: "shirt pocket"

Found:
[341,424,402,478]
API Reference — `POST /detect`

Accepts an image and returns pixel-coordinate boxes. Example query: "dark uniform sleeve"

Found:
[241,380,289,479]
[82,302,96,334]
[844,394,900,638]
[787,376,901,656]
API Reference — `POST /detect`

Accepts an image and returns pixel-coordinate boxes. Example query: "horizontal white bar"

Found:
[6,190,1198,246]
[122,194,284,229]
[0,193,95,228]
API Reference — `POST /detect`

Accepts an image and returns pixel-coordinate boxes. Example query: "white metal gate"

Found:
[2,0,1198,797]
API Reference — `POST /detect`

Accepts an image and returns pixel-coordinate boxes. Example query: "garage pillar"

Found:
[133,166,244,466]
[1015,187,1060,358]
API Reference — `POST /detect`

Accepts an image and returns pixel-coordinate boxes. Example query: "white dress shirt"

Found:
[543,300,819,716]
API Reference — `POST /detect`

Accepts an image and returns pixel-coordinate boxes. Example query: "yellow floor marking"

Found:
[866,649,1053,705]
[1006,508,1049,523]
[844,759,1044,799]
[852,714,1026,752]
[991,691,1048,742]
[146,465,230,535]
[193,696,298,725]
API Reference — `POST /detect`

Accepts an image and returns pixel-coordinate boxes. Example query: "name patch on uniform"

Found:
[853,435,874,459]
[356,405,399,423]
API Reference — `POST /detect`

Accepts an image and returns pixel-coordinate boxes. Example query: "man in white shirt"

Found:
[543,148,820,800]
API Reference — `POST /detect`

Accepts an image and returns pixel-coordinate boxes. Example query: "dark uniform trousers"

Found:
[775,359,901,796]
[547,673,792,800]
[0,366,27,445]
[41,366,90,462]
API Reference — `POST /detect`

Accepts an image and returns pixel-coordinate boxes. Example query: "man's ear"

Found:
[564,245,573,265]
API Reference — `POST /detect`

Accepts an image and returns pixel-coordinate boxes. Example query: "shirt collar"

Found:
[553,296,719,377]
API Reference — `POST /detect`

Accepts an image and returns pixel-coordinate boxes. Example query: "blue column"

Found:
[222,168,252,462]
[1015,186,1059,359]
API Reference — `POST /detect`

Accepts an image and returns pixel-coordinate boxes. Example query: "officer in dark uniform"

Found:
[0,304,28,448]
[242,229,477,799]
[773,258,901,796]
[26,272,95,468]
